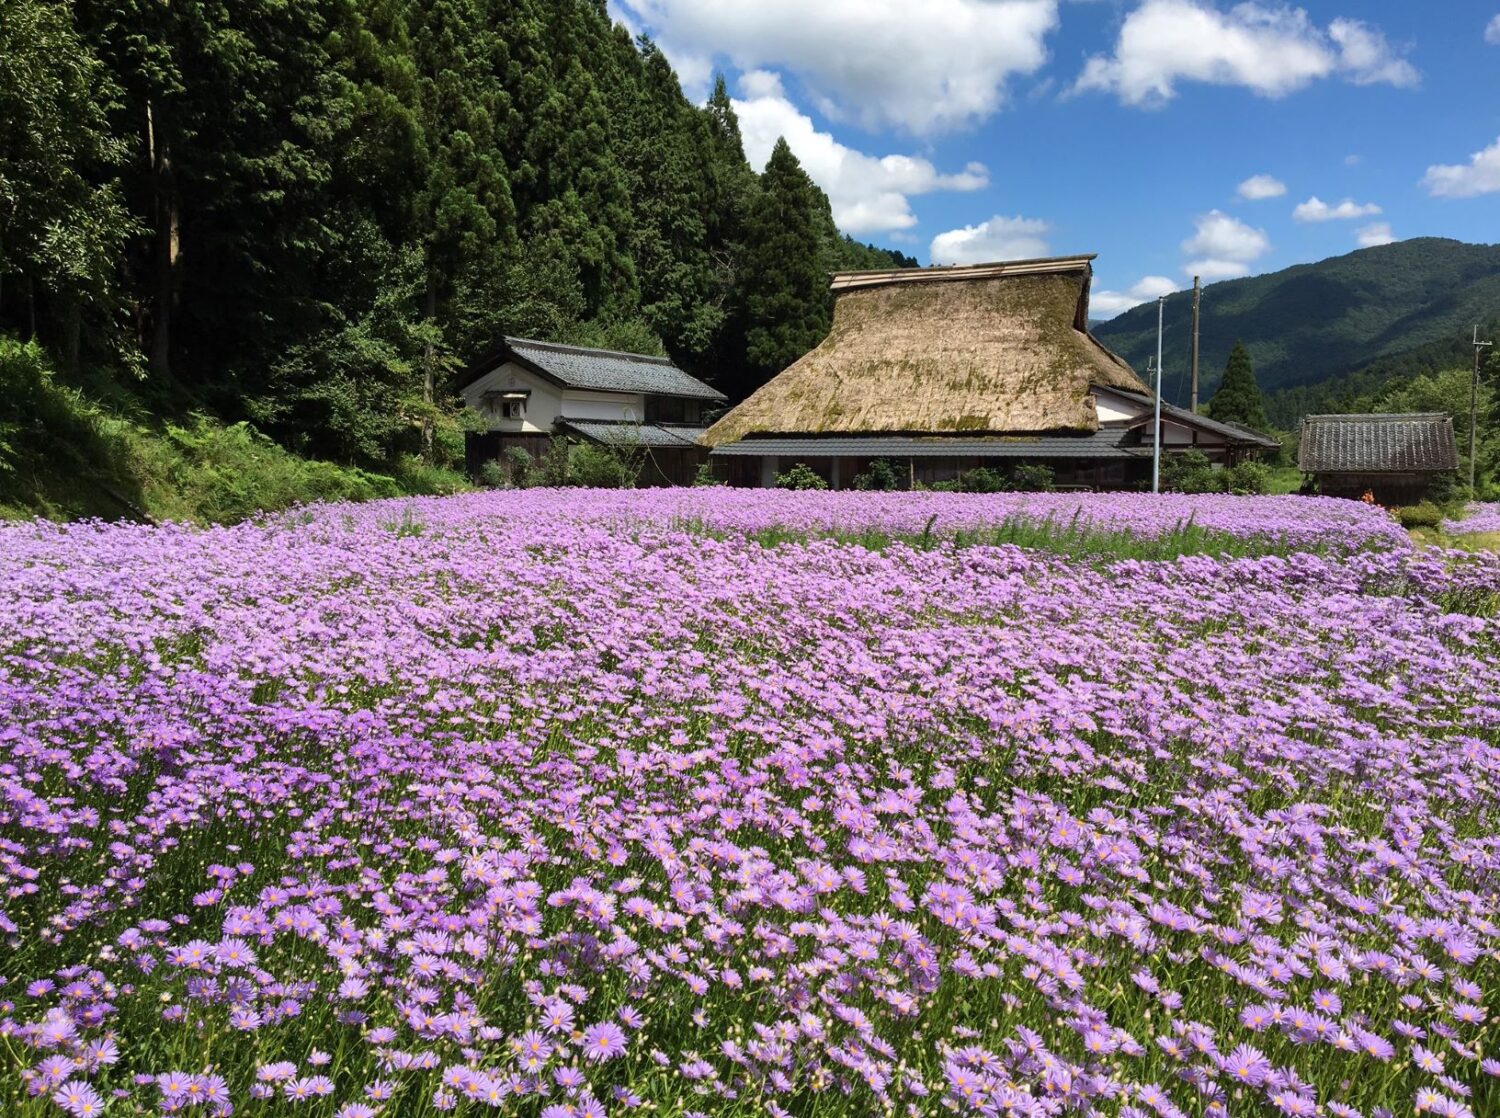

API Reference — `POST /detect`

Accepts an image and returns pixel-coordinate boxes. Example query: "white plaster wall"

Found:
[1140,419,1207,446]
[462,362,646,432]
[1093,387,1151,423]
[559,390,647,422]
[461,362,562,433]
[1163,421,1196,445]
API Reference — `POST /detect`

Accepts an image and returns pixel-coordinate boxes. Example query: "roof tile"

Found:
[1298,413,1459,473]
[506,338,725,401]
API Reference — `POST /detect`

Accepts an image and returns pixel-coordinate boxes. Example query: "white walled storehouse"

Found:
[461,337,726,485]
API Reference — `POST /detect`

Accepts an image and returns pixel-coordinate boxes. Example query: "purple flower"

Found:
[53,1081,106,1117]
[1222,1043,1271,1085]
[581,1021,628,1061]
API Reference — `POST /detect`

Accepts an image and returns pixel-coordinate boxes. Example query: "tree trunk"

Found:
[27,276,37,341]
[423,273,437,464]
[148,99,179,378]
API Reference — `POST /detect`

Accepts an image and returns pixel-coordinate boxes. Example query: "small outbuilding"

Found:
[461,337,726,486]
[1298,412,1459,505]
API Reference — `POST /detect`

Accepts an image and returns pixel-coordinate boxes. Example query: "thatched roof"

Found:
[700,256,1147,448]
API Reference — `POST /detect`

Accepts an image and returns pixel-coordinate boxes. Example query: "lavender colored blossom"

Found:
[0,490,1497,1117]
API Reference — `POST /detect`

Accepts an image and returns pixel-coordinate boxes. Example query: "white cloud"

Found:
[1422,134,1500,198]
[1488,14,1500,45]
[1292,195,1382,221]
[1327,19,1419,88]
[1237,174,1287,200]
[1188,258,1258,280]
[1091,275,1179,318]
[1075,1,1417,107]
[732,72,988,234]
[1181,210,1271,279]
[615,0,1058,134]
[1356,222,1395,247]
[929,216,1052,265]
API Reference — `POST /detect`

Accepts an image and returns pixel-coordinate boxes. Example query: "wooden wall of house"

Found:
[637,448,708,487]
[720,455,1153,491]
[465,432,707,487]
[465,432,553,476]
[1316,471,1446,506]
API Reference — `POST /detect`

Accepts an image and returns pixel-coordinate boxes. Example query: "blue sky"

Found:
[608,0,1500,316]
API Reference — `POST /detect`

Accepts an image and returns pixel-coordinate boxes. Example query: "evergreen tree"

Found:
[739,139,831,393]
[610,40,714,360]
[0,0,132,367]
[6,0,922,479]
[1208,341,1268,429]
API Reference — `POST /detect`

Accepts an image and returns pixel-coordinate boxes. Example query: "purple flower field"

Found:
[1443,504,1500,537]
[1,491,1498,1118]
[310,489,1412,555]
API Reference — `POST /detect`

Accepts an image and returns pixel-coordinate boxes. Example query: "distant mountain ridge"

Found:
[1092,238,1500,427]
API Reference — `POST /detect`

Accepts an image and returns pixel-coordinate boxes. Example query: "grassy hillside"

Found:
[0,339,467,524]
[1093,238,1500,410]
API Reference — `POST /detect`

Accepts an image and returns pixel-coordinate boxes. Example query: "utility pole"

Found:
[1190,276,1201,413]
[1153,296,1165,494]
[1473,326,1494,493]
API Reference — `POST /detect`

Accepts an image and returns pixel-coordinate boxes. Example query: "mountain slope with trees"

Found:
[1093,238,1500,425]
[0,0,911,519]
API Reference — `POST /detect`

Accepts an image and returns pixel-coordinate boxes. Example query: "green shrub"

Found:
[478,460,508,489]
[1425,470,1465,509]
[958,467,1007,493]
[1010,463,1055,492]
[570,442,638,488]
[501,446,535,488]
[537,437,571,487]
[773,462,828,490]
[852,458,905,491]
[1224,460,1271,495]
[391,454,468,496]
[1396,502,1443,529]
[692,461,724,487]
[151,418,408,523]
[1161,449,1226,495]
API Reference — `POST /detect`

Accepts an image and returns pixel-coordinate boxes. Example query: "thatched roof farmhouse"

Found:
[703,256,1276,489]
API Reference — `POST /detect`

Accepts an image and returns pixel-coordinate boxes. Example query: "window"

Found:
[482,388,529,420]
[646,397,698,424]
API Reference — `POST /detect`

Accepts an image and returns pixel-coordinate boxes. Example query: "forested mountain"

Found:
[1093,239,1500,429]
[0,0,912,473]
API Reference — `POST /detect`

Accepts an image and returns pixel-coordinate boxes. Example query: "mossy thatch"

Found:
[701,264,1148,447]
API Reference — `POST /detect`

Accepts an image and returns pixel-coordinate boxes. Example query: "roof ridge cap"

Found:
[505,336,676,365]
[1304,412,1452,421]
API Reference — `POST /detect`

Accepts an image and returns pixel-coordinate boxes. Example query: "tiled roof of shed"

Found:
[1298,413,1459,473]
[504,338,726,401]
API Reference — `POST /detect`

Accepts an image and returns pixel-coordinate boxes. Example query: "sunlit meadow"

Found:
[2,491,1499,1118]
